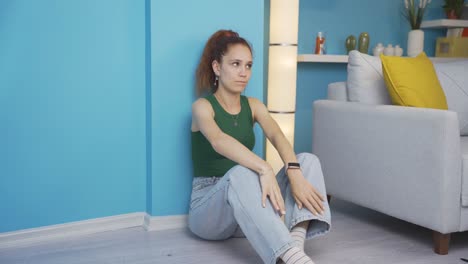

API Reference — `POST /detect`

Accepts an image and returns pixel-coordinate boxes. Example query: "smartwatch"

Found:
[286,162,301,171]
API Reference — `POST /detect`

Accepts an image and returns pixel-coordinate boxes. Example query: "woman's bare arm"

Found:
[249,97,324,215]
[192,98,285,214]
[192,98,270,175]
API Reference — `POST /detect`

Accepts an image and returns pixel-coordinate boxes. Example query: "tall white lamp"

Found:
[266,0,300,173]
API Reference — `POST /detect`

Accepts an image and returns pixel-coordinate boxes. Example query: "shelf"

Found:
[421,19,468,29]
[431,57,468,62]
[297,54,348,63]
[297,54,466,63]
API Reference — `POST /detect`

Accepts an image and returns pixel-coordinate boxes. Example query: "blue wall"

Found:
[0,0,265,232]
[1,0,447,233]
[148,0,265,216]
[294,0,445,153]
[0,0,147,232]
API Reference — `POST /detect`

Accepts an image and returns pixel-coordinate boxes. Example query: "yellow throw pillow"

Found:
[380,52,448,110]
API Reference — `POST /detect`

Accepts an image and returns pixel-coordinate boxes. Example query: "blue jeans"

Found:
[188,153,331,264]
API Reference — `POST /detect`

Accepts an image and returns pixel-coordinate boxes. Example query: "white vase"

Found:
[407,29,424,57]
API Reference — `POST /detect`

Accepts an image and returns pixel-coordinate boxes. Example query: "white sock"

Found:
[291,221,309,250]
[280,246,315,264]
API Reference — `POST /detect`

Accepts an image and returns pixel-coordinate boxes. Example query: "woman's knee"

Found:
[226,165,259,188]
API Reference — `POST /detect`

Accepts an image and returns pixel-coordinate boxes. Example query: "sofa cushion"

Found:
[433,61,468,135]
[462,137,468,207]
[347,51,468,135]
[347,50,392,105]
[380,52,448,110]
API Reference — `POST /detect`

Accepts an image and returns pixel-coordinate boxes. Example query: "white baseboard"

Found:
[0,212,145,249]
[143,214,188,231]
[0,213,190,249]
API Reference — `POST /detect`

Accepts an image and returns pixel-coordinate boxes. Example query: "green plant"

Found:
[442,0,464,18]
[403,0,432,29]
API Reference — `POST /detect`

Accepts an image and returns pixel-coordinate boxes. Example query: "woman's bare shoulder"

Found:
[247,97,267,111]
[192,97,210,109]
[246,96,264,107]
[192,97,214,116]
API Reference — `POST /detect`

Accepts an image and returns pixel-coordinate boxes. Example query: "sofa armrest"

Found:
[312,100,462,233]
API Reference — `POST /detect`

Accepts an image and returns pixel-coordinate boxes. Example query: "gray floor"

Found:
[1,199,467,264]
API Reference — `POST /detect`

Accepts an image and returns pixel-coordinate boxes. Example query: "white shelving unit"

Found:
[421,19,468,29]
[297,20,468,63]
[297,54,348,63]
[297,54,465,63]
[421,19,468,37]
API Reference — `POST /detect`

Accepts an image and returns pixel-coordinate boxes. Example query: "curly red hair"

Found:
[195,30,253,96]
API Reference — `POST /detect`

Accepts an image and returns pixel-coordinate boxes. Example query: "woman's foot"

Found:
[291,221,310,250]
[280,246,315,264]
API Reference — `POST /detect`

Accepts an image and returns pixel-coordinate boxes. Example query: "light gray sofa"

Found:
[312,51,468,255]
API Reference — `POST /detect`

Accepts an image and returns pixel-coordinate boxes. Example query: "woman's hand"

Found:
[259,168,286,216]
[288,169,325,215]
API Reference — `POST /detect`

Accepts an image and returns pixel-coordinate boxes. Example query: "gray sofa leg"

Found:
[433,231,450,255]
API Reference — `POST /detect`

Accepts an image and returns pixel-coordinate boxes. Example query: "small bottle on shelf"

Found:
[394,45,403,56]
[373,43,384,56]
[315,32,326,55]
[383,44,395,56]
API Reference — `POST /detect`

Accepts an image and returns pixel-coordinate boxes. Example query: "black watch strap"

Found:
[286,162,301,170]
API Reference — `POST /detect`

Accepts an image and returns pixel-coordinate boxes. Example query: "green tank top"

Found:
[191,94,255,177]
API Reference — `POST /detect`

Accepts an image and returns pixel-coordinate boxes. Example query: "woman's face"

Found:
[213,44,253,94]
